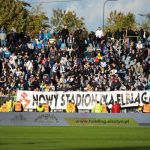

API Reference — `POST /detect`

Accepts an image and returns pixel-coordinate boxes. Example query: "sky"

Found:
[25,0,150,31]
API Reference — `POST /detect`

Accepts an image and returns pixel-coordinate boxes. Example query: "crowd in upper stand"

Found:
[0,26,150,96]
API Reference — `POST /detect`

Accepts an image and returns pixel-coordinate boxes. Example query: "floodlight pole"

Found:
[103,0,118,31]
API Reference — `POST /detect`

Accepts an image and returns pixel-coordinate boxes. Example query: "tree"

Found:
[26,5,49,37]
[0,0,30,32]
[0,0,49,36]
[140,14,150,31]
[105,10,136,32]
[50,8,85,32]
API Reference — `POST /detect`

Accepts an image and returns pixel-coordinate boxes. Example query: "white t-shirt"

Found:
[26,61,33,71]
[95,29,104,38]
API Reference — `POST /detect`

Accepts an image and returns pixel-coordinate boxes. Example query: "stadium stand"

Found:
[0,26,150,112]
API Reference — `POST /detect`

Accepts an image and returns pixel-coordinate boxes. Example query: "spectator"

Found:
[80,27,88,44]
[4,48,11,59]
[13,100,23,112]
[36,103,44,112]
[0,101,9,112]
[74,27,82,44]
[106,29,112,39]
[112,101,121,113]
[42,102,51,112]
[102,101,109,113]
[92,101,102,113]
[61,26,69,47]
[95,27,104,47]
[139,28,149,43]
[66,100,75,113]
[0,25,149,95]
[0,30,6,47]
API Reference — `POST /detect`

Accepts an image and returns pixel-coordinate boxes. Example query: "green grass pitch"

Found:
[0,126,150,150]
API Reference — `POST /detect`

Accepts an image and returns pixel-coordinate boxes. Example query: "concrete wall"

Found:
[0,113,150,126]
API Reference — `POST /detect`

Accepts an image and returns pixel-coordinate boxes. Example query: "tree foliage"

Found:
[106,10,136,32]
[0,0,29,32]
[0,0,49,36]
[50,8,85,32]
[27,5,49,36]
[140,14,150,31]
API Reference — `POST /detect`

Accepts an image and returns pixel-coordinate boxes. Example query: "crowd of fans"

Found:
[0,26,150,96]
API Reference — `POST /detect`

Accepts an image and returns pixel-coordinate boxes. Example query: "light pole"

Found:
[103,0,118,31]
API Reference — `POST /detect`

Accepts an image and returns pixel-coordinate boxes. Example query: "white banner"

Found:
[17,91,150,110]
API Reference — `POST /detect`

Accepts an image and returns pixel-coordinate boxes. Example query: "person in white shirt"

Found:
[100,61,107,68]
[136,41,143,49]
[52,63,58,75]
[95,27,104,47]
[26,60,33,71]
[60,63,66,74]
[0,32,6,46]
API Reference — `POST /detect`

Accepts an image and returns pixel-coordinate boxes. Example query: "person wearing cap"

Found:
[92,101,102,113]
[13,100,23,112]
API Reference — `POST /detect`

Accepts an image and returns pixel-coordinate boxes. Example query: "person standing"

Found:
[142,28,149,43]
[42,103,51,112]
[143,103,150,113]
[1,101,9,112]
[74,27,82,44]
[36,103,44,112]
[66,100,75,113]
[89,31,96,47]
[6,99,12,112]
[71,101,78,113]
[95,27,104,47]
[92,101,102,113]
[112,101,121,113]
[102,101,109,113]
[80,27,88,44]
[126,27,135,43]
[14,100,23,112]
[105,29,112,40]
[0,30,6,47]
[61,26,69,47]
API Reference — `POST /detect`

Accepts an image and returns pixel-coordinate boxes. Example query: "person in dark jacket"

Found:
[74,28,82,44]
[61,26,69,47]
[106,29,112,39]
[80,27,88,44]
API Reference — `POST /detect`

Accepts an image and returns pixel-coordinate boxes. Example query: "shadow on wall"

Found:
[66,147,150,150]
